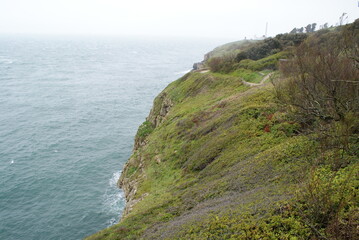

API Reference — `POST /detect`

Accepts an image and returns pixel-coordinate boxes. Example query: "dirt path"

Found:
[198,70,273,86]
[198,69,210,73]
[242,72,273,86]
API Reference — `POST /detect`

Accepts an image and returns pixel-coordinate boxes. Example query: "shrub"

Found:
[207,57,223,72]
[136,121,154,139]
[275,33,308,46]
[207,54,236,73]
[275,29,359,123]
[273,21,359,160]
[235,34,306,64]
[295,165,359,239]
[235,38,282,62]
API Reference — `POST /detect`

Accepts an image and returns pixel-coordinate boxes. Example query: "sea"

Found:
[0,35,221,240]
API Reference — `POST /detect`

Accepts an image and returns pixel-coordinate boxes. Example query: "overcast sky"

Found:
[0,0,358,40]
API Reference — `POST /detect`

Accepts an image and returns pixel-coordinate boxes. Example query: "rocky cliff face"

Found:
[118,91,173,218]
[147,92,173,128]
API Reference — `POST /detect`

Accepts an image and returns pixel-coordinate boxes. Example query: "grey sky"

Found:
[0,0,358,40]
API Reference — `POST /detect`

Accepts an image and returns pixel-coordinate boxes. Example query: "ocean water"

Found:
[0,35,220,240]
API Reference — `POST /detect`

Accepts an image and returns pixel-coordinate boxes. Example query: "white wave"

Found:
[107,217,117,226]
[109,171,121,187]
[103,171,125,227]
[174,69,191,75]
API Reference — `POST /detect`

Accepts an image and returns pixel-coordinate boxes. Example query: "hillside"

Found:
[87,20,358,239]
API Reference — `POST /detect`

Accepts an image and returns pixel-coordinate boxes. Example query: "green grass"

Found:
[136,121,154,139]
[86,72,319,239]
[234,51,290,71]
[229,69,272,83]
[86,25,358,238]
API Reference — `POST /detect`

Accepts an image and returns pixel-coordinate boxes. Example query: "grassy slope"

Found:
[87,24,358,238]
[87,70,326,239]
[205,40,258,59]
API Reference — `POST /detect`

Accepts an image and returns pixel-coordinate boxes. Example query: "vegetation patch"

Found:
[136,121,154,139]
[86,20,358,240]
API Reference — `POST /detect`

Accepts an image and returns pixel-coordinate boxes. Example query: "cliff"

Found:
[118,91,174,217]
[86,20,358,240]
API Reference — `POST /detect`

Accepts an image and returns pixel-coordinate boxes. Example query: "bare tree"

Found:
[274,22,359,155]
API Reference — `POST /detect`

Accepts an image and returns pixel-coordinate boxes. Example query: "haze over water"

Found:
[0,35,219,240]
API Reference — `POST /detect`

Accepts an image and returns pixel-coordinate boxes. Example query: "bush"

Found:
[235,51,290,71]
[235,34,306,64]
[275,29,359,123]
[207,54,236,73]
[275,33,308,46]
[273,21,359,160]
[235,38,282,62]
[295,165,359,239]
[207,57,223,72]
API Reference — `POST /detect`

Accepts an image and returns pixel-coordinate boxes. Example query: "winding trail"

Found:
[198,69,273,87]
[242,72,273,86]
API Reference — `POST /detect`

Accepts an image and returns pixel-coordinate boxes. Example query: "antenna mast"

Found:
[265,22,268,38]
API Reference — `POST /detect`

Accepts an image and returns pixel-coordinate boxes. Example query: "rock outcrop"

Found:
[147,92,173,128]
[118,91,174,218]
